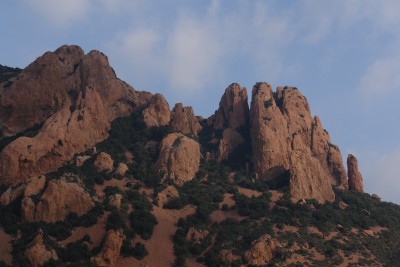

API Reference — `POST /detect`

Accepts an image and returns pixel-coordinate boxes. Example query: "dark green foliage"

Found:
[121,241,148,259]
[0,64,22,84]
[234,192,271,219]
[125,190,158,240]
[106,211,126,230]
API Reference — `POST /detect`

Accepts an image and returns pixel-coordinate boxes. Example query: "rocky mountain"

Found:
[0,45,399,267]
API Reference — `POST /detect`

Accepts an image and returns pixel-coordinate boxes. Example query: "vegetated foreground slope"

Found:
[0,46,399,267]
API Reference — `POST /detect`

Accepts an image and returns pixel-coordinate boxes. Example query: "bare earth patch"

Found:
[60,211,109,249]
[95,178,127,196]
[117,205,196,267]
[0,229,12,265]
[237,187,262,197]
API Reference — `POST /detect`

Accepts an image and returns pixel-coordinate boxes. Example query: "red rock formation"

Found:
[25,179,94,222]
[347,154,364,192]
[218,128,244,162]
[0,45,149,185]
[243,235,277,266]
[25,229,58,267]
[92,229,124,267]
[142,93,171,127]
[212,83,249,130]
[170,103,202,136]
[156,133,200,186]
[94,152,114,173]
[250,85,349,202]
[156,185,179,207]
[250,82,290,180]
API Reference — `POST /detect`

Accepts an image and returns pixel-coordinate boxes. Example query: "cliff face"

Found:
[0,44,354,201]
[249,84,347,202]
[0,45,150,185]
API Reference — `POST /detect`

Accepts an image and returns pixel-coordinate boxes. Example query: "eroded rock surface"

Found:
[142,93,171,127]
[156,133,200,186]
[92,229,124,267]
[170,103,202,136]
[0,45,147,185]
[157,185,179,207]
[27,179,94,222]
[243,235,277,266]
[347,154,364,192]
[94,152,114,173]
[25,229,58,267]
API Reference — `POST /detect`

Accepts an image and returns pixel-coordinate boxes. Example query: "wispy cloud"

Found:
[25,0,91,27]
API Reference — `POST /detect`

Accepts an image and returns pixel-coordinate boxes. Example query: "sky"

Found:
[2,0,400,203]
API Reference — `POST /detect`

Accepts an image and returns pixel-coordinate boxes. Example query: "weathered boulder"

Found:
[94,152,114,173]
[212,83,249,130]
[115,162,128,176]
[218,128,244,162]
[219,249,241,263]
[108,194,123,209]
[0,45,148,185]
[24,175,46,198]
[250,83,290,180]
[76,155,91,167]
[25,229,58,267]
[170,103,202,136]
[0,184,25,206]
[142,93,171,127]
[347,154,364,192]
[31,179,94,222]
[156,133,200,186]
[21,197,36,221]
[186,227,209,244]
[92,229,124,267]
[243,235,277,266]
[157,185,179,207]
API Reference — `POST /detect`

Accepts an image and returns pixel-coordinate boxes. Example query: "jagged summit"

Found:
[0,45,395,267]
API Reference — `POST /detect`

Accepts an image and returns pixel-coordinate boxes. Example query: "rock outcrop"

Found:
[249,84,349,202]
[156,133,201,186]
[212,83,249,130]
[347,154,364,192]
[250,83,290,180]
[243,235,277,266]
[108,194,123,209]
[186,227,209,244]
[25,179,94,222]
[25,229,58,267]
[115,162,128,176]
[170,103,202,136]
[23,175,46,198]
[289,135,335,203]
[218,128,244,162]
[0,45,149,185]
[94,152,114,173]
[157,185,179,207]
[142,93,171,127]
[92,229,124,267]
[0,184,25,206]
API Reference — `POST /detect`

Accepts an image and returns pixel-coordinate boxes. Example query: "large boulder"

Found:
[92,229,124,267]
[347,154,364,192]
[94,152,114,173]
[156,133,201,186]
[25,229,58,267]
[243,235,277,266]
[142,93,171,127]
[156,185,179,207]
[0,45,150,185]
[26,179,94,222]
[170,103,202,136]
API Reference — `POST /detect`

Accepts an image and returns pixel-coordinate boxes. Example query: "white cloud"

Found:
[359,54,400,95]
[364,149,400,204]
[166,15,223,93]
[25,0,90,26]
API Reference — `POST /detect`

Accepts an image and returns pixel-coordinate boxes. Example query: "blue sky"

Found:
[2,0,400,203]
